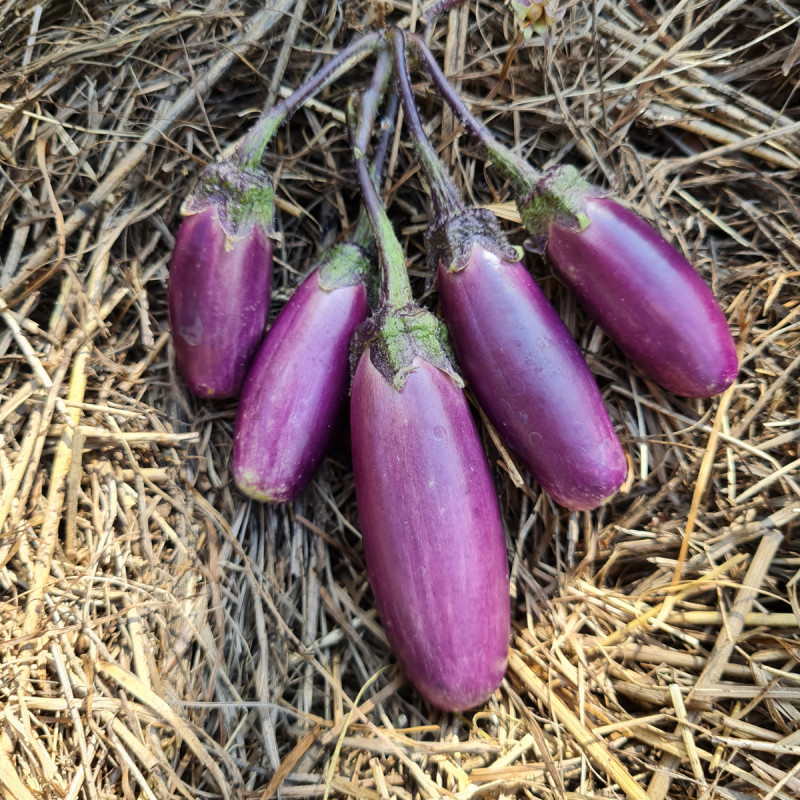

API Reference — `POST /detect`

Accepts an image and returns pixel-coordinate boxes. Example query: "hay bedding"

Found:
[0,0,798,797]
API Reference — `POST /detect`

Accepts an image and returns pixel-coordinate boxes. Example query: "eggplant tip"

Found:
[543,447,628,511]
[416,667,507,713]
[665,358,739,398]
[234,470,295,504]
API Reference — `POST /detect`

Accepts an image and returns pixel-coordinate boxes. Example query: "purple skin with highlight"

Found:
[233,266,368,503]
[168,208,272,398]
[436,241,627,511]
[545,197,739,398]
[350,354,510,712]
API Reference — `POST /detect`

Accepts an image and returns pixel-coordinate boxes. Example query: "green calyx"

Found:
[425,208,522,274]
[350,304,462,391]
[517,164,597,252]
[181,160,275,247]
[317,241,378,305]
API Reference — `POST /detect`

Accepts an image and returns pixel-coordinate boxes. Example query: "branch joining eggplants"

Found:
[168,31,385,398]
[404,31,738,399]
[347,76,510,713]
[404,32,538,195]
[236,31,385,170]
[232,51,398,504]
[391,28,626,510]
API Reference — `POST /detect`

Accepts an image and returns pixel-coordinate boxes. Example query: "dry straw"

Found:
[1,1,798,799]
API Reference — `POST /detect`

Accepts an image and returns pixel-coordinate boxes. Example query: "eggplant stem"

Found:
[349,52,414,310]
[405,32,540,197]
[237,31,384,170]
[350,84,399,252]
[391,27,465,226]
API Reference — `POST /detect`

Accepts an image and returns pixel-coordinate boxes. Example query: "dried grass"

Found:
[1,1,799,798]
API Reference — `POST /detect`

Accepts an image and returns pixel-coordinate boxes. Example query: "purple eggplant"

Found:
[350,311,510,712]
[431,211,627,510]
[523,168,738,398]
[233,243,370,503]
[168,162,274,398]
[389,37,624,510]
[347,74,509,711]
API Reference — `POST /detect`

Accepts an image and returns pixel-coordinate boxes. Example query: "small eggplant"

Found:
[522,167,738,398]
[388,43,625,510]
[233,243,370,503]
[350,307,510,711]
[430,210,627,510]
[168,162,274,398]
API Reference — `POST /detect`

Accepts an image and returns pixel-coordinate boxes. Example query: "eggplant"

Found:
[347,78,509,711]
[522,168,739,398]
[233,243,370,503]
[431,211,627,510]
[389,37,625,510]
[350,309,510,712]
[168,162,274,398]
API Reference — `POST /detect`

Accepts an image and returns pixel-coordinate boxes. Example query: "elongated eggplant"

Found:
[168,163,274,398]
[233,243,370,502]
[348,78,510,711]
[543,193,738,397]
[350,309,510,712]
[430,211,627,510]
[519,168,739,398]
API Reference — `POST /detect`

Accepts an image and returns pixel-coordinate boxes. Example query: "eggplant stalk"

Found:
[237,31,384,170]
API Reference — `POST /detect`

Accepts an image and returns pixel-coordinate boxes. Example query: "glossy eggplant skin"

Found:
[233,269,368,503]
[351,354,510,712]
[437,243,627,511]
[168,208,272,398]
[545,197,738,398]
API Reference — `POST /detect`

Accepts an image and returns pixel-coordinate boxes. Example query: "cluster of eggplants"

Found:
[390,30,628,510]
[167,168,372,504]
[354,31,736,709]
[168,31,383,399]
[166,29,739,713]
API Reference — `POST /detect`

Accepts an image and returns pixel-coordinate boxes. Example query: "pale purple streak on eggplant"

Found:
[546,197,738,398]
[351,354,510,712]
[233,271,367,502]
[437,243,626,510]
[168,208,272,398]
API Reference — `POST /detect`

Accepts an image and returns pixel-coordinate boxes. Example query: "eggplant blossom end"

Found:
[181,160,276,248]
[234,469,296,504]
